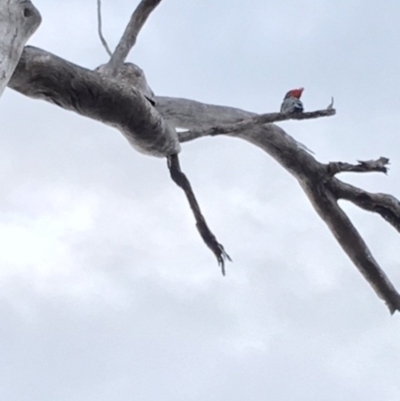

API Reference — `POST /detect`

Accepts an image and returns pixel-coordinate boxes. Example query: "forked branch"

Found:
[163,97,400,313]
[331,179,400,233]
[94,0,230,270]
[7,41,400,313]
[303,180,400,314]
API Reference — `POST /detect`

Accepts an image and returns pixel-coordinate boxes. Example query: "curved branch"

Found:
[105,0,163,75]
[8,48,400,313]
[303,180,400,314]
[167,154,231,274]
[157,96,400,313]
[331,180,400,233]
[9,46,230,273]
[9,46,180,157]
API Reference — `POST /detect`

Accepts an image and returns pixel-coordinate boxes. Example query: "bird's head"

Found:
[284,87,304,99]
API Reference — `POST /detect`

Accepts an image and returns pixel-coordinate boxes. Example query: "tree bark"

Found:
[5,1,400,312]
[0,0,41,96]
[9,46,180,157]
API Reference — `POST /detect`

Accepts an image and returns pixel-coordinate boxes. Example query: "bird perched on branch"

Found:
[280,87,304,114]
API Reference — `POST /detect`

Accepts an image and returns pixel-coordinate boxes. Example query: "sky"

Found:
[1,0,400,400]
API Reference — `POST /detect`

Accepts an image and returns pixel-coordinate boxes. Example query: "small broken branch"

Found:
[96,0,112,56]
[180,108,336,143]
[327,157,390,175]
[158,96,400,313]
[8,50,400,313]
[105,0,163,75]
[167,154,231,274]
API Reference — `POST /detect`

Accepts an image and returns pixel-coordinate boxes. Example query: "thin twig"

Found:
[96,0,112,57]
[105,0,163,76]
[180,108,336,143]
[167,154,231,275]
[9,50,400,313]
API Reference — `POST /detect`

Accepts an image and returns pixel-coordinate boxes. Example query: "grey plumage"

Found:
[280,96,304,114]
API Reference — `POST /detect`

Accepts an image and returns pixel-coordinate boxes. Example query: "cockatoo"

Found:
[280,88,304,114]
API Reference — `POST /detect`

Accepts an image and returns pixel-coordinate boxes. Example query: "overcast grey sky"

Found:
[1,1,400,400]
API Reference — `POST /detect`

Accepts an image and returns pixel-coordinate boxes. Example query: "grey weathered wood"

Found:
[303,178,400,314]
[156,96,258,128]
[327,157,389,175]
[96,62,155,105]
[96,0,112,56]
[161,97,400,313]
[0,0,41,96]
[331,179,400,232]
[8,47,400,313]
[9,46,180,157]
[104,0,163,76]
[175,108,335,143]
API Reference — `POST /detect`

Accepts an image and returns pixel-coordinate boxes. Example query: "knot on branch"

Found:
[96,62,155,105]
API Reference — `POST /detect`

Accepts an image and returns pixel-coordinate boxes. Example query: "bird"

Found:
[280,87,304,114]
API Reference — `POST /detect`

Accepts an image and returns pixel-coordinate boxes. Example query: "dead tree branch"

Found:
[331,180,400,233]
[9,46,180,157]
[160,97,400,313]
[8,47,400,312]
[93,1,231,269]
[327,157,390,175]
[0,0,41,96]
[179,108,336,143]
[303,179,400,314]
[92,0,229,270]
[104,0,163,76]
[167,154,231,274]
[96,0,112,56]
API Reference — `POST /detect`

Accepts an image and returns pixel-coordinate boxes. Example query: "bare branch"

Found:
[155,96,400,313]
[105,0,163,76]
[9,46,180,157]
[8,50,400,312]
[96,0,112,56]
[9,47,229,273]
[167,154,231,274]
[155,96,257,128]
[303,180,400,314]
[327,157,390,175]
[179,108,335,143]
[331,180,400,233]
